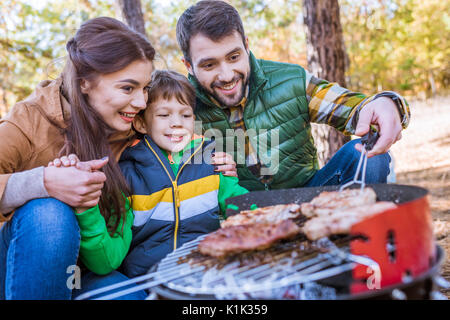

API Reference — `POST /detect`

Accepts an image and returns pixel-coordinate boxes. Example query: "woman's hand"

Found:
[212,152,238,177]
[44,157,109,212]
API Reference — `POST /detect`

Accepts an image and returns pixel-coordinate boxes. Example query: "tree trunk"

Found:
[428,68,437,98]
[303,0,350,167]
[116,0,147,37]
[0,89,7,119]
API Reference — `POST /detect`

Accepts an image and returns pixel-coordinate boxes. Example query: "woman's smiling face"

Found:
[81,59,153,133]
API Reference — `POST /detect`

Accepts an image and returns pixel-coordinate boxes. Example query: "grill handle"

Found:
[433,276,450,289]
[391,288,407,300]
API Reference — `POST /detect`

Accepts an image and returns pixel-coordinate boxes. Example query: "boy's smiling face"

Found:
[134,96,195,153]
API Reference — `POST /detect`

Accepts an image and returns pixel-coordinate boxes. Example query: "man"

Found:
[176,0,410,191]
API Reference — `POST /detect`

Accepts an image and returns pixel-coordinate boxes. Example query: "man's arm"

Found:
[305,71,410,156]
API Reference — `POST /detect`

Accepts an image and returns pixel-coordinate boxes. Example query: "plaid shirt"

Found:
[305,72,410,135]
[209,71,410,182]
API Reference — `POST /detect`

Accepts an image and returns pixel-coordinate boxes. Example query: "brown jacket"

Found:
[0,78,135,221]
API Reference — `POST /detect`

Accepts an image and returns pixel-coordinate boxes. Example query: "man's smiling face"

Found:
[183,31,251,108]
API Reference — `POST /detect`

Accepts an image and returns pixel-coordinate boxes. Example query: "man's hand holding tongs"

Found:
[354,97,402,158]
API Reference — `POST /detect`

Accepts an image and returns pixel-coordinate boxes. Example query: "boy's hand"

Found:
[212,152,238,177]
[49,154,109,172]
[48,153,80,167]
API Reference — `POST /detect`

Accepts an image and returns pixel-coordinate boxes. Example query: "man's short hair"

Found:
[146,69,196,111]
[176,0,246,64]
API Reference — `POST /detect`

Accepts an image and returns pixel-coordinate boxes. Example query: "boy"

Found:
[119,70,249,278]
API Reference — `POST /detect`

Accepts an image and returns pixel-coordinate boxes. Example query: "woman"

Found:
[0,16,154,300]
[0,16,236,300]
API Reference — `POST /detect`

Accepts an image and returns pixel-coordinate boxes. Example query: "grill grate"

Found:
[154,234,358,298]
[76,234,379,300]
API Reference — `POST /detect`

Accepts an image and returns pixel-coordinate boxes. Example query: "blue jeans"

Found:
[0,198,146,300]
[305,139,391,187]
[0,198,79,299]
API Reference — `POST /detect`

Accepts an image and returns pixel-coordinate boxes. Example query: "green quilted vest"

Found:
[190,52,319,191]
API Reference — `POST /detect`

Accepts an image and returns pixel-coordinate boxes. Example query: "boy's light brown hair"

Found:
[146,69,196,110]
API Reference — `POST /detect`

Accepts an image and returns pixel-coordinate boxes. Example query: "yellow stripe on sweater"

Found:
[131,188,173,212]
[178,175,220,201]
[130,175,220,212]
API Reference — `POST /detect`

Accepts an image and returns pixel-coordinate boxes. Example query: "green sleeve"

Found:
[218,173,249,217]
[75,198,134,275]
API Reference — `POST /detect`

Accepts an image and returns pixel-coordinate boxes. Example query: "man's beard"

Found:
[197,71,249,108]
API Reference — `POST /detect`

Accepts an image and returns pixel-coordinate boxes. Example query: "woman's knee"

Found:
[12,198,80,249]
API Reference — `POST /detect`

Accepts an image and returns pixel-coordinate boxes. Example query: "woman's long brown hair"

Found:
[61,17,155,234]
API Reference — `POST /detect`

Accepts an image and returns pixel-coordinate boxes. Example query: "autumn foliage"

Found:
[0,0,448,117]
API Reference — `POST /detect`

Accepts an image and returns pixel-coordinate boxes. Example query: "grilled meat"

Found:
[222,204,302,228]
[300,188,377,218]
[303,201,397,240]
[200,187,393,258]
[198,219,302,258]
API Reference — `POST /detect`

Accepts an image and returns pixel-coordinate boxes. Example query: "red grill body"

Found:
[350,195,436,294]
[221,183,442,298]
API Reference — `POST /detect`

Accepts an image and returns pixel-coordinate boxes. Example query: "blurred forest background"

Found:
[0,0,449,117]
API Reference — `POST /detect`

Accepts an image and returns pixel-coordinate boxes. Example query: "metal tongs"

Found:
[339,125,379,192]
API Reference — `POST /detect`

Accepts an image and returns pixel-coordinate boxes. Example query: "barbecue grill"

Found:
[76,183,449,300]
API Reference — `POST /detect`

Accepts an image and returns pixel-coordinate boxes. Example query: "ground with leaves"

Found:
[390,95,450,298]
